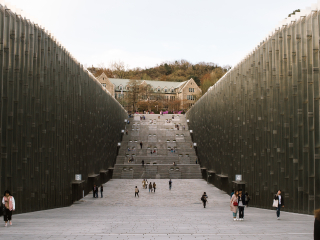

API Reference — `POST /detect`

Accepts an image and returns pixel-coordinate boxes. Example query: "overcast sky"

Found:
[4,0,319,69]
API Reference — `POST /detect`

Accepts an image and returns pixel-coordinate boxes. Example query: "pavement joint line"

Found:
[1,179,314,239]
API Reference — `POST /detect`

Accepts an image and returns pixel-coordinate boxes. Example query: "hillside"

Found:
[88,60,230,94]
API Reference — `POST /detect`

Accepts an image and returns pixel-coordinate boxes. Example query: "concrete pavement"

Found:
[1,179,314,239]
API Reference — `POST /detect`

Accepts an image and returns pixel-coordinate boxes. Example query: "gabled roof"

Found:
[108,78,187,90]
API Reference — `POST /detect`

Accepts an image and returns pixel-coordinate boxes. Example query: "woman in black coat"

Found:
[315,209,320,240]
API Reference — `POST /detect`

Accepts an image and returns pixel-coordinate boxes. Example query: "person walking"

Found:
[230,190,239,221]
[238,189,245,220]
[100,185,103,198]
[274,190,284,219]
[153,182,156,193]
[314,209,320,240]
[145,179,148,189]
[149,182,153,193]
[2,190,15,227]
[140,141,143,149]
[142,179,145,188]
[201,192,208,208]
[135,186,139,197]
[142,160,144,167]
[169,179,172,190]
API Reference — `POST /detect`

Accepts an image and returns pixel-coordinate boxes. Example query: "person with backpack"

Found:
[230,190,239,221]
[135,186,139,197]
[2,190,15,227]
[201,192,208,208]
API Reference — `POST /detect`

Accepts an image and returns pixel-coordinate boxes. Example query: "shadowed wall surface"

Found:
[187,10,320,215]
[0,5,127,213]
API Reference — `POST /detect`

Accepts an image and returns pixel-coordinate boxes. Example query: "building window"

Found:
[102,83,106,87]
[119,86,123,90]
[187,95,195,101]
[171,89,174,92]
[158,88,160,92]
[165,89,167,92]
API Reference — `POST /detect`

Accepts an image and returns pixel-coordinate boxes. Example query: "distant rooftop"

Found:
[108,78,188,90]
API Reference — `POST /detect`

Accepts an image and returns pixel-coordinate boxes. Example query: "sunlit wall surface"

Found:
[0,5,127,213]
[187,9,320,214]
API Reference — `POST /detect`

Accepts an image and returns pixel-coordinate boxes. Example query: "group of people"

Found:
[230,189,286,221]
[141,179,157,192]
[92,185,103,198]
[140,115,146,120]
[230,189,249,221]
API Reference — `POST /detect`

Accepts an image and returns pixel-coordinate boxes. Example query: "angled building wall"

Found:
[0,5,127,213]
[187,8,320,214]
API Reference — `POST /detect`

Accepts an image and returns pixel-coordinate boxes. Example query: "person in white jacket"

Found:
[2,190,15,227]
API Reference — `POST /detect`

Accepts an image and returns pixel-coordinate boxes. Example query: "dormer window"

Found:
[158,88,160,92]
[119,85,123,90]
[165,88,167,92]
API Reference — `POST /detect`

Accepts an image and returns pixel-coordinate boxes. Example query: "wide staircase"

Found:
[113,114,202,179]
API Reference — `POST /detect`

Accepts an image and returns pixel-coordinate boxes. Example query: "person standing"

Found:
[93,185,97,198]
[169,179,172,190]
[230,191,239,221]
[238,189,245,221]
[140,141,143,149]
[149,182,152,193]
[314,209,320,240]
[230,189,234,198]
[201,192,208,208]
[274,190,284,219]
[135,186,139,197]
[245,192,250,207]
[142,160,144,167]
[153,182,156,193]
[142,179,145,188]
[2,190,15,227]
[100,185,103,198]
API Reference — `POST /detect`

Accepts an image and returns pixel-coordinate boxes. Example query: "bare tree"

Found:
[109,60,128,79]
[127,79,140,112]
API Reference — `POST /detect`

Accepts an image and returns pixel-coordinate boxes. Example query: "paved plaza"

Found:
[1,179,314,239]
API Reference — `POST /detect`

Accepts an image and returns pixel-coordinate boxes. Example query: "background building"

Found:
[96,72,202,112]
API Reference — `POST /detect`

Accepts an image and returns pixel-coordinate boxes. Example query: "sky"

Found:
[3,0,319,69]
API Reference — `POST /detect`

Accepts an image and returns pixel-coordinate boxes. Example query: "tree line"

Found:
[88,59,230,94]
